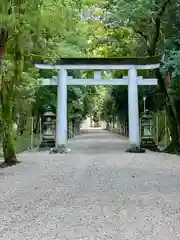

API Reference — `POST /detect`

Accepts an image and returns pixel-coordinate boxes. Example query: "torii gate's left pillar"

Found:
[54,68,68,153]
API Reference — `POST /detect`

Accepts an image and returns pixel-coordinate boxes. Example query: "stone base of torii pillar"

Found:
[125,146,146,153]
[49,144,71,154]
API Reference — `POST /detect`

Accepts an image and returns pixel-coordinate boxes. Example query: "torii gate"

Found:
[35,57,160,153]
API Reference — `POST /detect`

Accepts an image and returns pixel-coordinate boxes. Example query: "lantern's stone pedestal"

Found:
[39,137,55,149]
[140,137,159,151]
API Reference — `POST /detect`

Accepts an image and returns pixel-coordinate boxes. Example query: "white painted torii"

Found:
[36,57,160,153]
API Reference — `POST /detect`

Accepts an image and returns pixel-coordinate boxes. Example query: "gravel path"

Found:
[1,129,180,240]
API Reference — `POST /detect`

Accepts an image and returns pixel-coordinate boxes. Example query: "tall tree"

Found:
[0,0,90,165]
[106,0,180,152]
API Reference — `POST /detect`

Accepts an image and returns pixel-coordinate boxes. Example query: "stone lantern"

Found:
[140,110,158,150]
[39,111,56,149]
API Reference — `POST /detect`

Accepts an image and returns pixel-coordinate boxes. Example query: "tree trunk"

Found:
[18,114,27,135]
[112,116,115,128]
[156,70,180,153]
[106,121,110,130]
[3,132,17,165]
[33,114,40,134]
[1,76,18,165]
[0,30,18,165]
[0,30,8,65]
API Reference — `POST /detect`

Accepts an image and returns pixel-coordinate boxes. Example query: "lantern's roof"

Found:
[141,110,153,119]
[44,111,55,116]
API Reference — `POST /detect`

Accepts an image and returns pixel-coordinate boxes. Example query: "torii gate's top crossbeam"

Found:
[35,56,161,70]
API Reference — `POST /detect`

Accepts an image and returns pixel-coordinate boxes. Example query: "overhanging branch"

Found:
[150,0,172,55]
[135,30,148,41]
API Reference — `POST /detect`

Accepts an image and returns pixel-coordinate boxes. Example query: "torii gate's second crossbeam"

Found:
[36,57,160,153]
[41,74,157,86]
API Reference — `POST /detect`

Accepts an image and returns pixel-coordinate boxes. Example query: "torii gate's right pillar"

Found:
[126,67,145,153]
[127,67,141,151]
